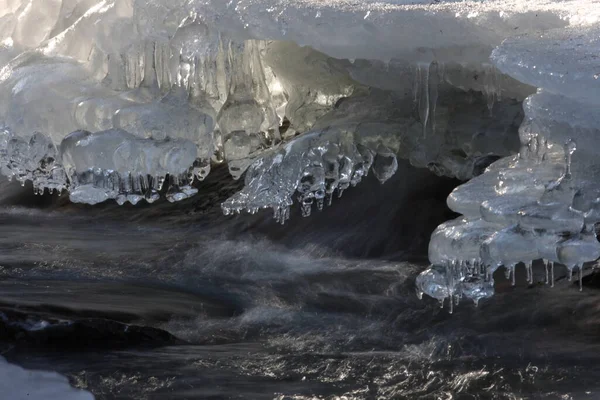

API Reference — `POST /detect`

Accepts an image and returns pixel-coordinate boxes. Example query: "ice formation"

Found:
[0,0,598,303]
[418,24,600,309]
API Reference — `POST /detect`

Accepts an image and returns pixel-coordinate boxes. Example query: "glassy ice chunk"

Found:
[481,225,539,268]
[518,203,584,234]
[417,261,494,310]
[114,88,214,144]
[0,128,67,193]
[428,218,497,266]
[460,277,495,306]
[556,233,600,271]
[372,145,399,184]
[416,265,451,303]
[60,128,197,205]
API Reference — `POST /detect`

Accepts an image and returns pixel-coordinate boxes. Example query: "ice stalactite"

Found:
[217,40,280,180]
[415,61,442,138]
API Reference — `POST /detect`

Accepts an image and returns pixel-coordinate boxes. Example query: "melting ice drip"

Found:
[418,25,600,309]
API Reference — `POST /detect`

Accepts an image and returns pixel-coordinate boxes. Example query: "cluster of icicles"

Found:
[417,98,600,310]
[417,257,592,314]
[415,22,600,310]
[1,38,517,220]
[0,0,531,220]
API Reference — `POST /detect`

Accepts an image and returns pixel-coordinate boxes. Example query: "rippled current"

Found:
[1,160,599,399]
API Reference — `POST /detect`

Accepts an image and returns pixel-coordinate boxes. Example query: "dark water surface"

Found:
[1,161,600,399]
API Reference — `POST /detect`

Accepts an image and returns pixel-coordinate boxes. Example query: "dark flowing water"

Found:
[1,161,600,399]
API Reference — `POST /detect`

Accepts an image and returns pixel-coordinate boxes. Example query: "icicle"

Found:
[563,139,577,180]
[414,61,440,138]
[511,264,516,286]
[300,197,313,217]
[550,261,555,288]
[428,61,439,136]
[483,64,499,114]
[316,198,324,211]
[284,206,290,223]
[413,65,420,104]
[417,62,430,137]
[154,40,172,91]
[156,176,165,191]
[526,261,533,284]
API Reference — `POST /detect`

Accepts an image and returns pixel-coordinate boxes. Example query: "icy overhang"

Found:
[188,0,600,63]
